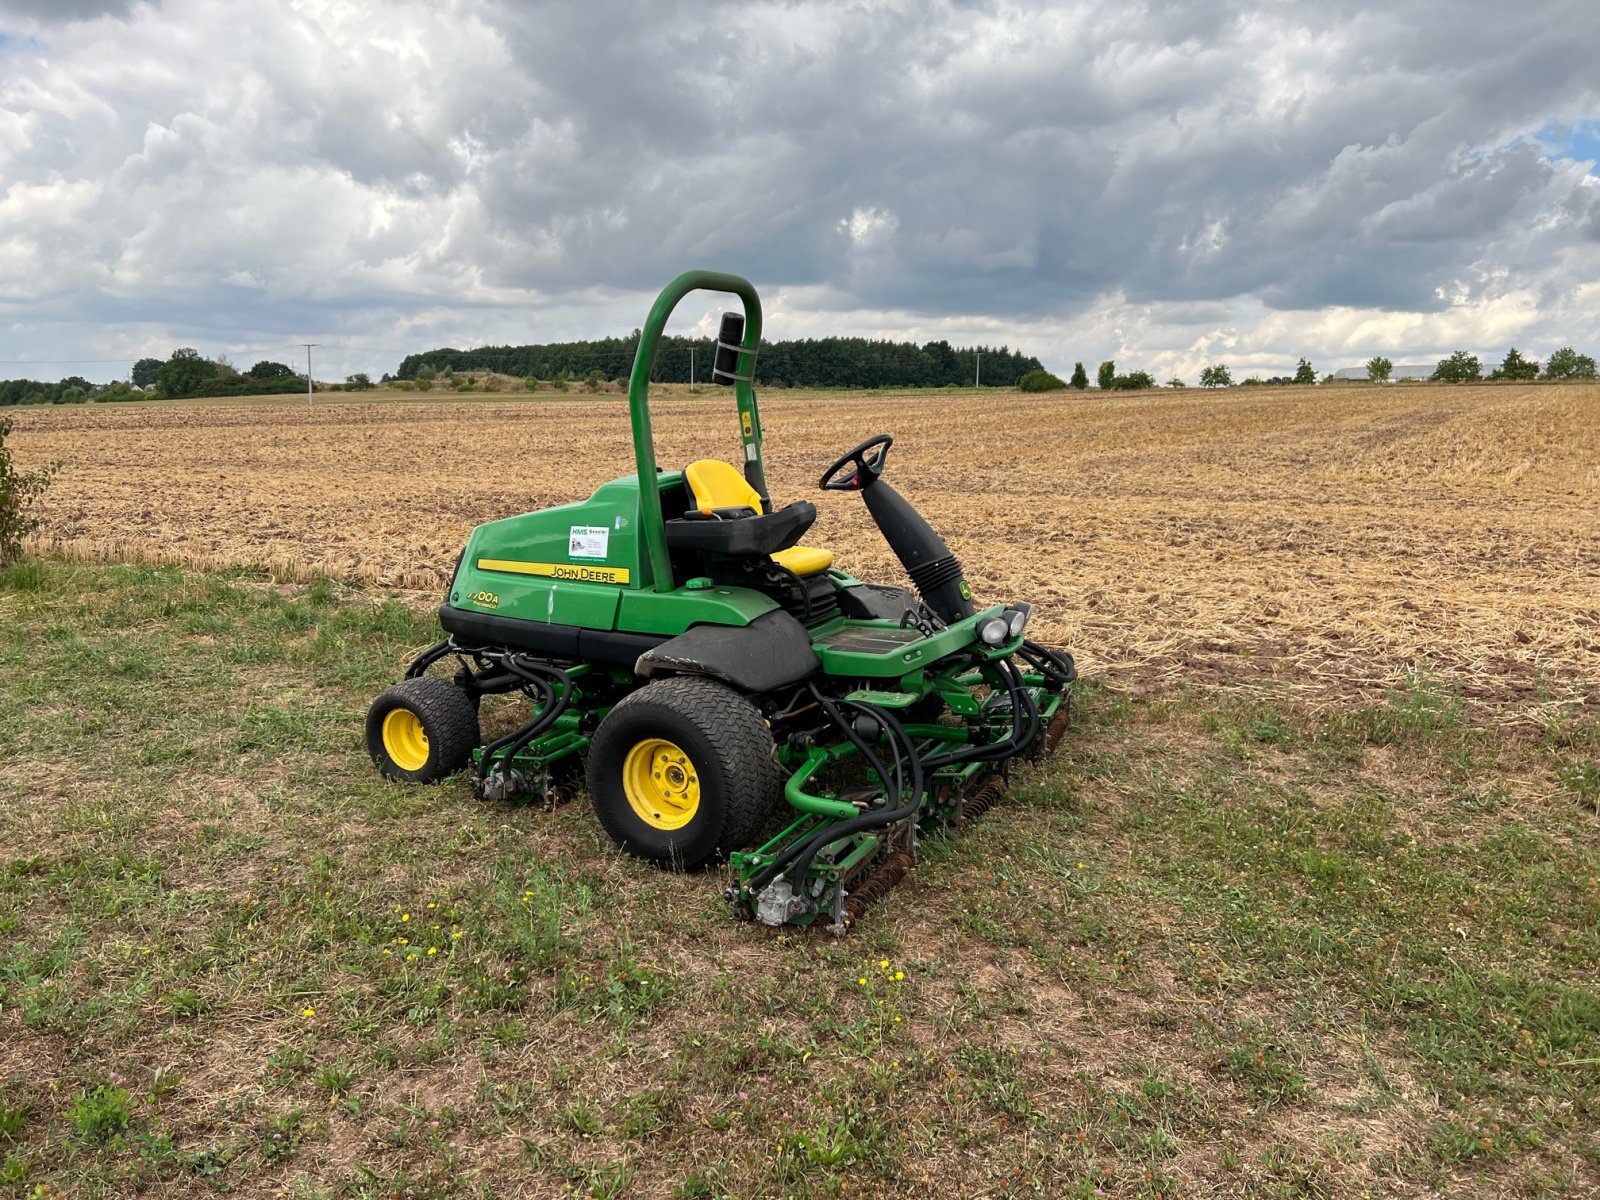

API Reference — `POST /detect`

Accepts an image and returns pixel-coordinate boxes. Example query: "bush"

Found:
[0,415,58,566]
[1018,370,1067,393]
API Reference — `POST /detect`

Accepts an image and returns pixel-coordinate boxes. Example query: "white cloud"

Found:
[0,0,1597,382]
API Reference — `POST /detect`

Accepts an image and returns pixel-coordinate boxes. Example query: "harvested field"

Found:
[11,381,1600,711]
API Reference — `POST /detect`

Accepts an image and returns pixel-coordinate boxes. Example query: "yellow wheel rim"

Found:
[621,738,701,831]
[382,708,430,772]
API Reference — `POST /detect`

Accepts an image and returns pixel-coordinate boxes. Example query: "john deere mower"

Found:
[366,270,1074,931]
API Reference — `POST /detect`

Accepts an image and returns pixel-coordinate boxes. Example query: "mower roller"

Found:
[366,270,1075,931]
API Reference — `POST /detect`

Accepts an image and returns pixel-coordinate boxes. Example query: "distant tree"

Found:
[346,372,374,390]
[212,354,239,380]
[584,370,604,392]
[1294,358,1316,385]
[131,357,163,388]
[524,376,541,391]
[1490,347,1539,381]
[1096,360,1115,390]
[1167,377,1186,388]
[1432,350,1481,383]
[1543,347,1597,380]
[1366,356,1393,382]
[157,348,220,398]
[1109,371,1156,391]
[248,360,295,380]
[1069,362,1088,390]
[1198,364,1231,388]
[1018,369,1067,392]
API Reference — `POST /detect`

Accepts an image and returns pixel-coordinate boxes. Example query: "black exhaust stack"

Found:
[861,480,975,625]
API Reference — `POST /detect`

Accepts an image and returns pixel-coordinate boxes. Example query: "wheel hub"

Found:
[381,708,430,772]
[622,738,701,830]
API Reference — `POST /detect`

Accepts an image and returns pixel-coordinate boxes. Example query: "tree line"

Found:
[1369,346,1599,383]
[4,339,1596,407]
[0,348,383,405]
[396,334,1044,390]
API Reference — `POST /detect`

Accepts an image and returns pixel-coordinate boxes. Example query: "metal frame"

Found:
[626,269,766,593]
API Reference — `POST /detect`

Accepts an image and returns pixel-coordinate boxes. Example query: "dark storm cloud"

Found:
[0,0,131,20]
[433,0,1600,321]
[0,0,1597,378]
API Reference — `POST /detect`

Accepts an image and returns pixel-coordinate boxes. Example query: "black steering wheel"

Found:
[819,433,894,491]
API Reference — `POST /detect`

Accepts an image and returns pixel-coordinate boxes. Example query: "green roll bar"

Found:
[625,270,765,592]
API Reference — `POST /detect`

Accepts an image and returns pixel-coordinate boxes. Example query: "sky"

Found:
[1,0,1597,385]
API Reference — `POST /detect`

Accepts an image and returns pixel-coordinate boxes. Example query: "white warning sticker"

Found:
[568,525,610,559]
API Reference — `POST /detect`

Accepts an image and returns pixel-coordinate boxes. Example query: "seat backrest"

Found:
[684,459,762,514]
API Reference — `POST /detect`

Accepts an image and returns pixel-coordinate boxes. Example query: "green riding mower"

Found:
[366,270,1074,931]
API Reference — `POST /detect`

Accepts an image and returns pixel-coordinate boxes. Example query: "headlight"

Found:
[978,616,1009,645]
[1006,602,1032,639]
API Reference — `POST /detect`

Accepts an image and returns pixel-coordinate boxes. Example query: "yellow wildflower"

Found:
[428,946,438,956]
[302,1006,315,1018]
[400,913,410,922]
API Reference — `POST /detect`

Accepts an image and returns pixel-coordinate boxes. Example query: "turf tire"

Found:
[366,676,481,783]
[587,676,779,869]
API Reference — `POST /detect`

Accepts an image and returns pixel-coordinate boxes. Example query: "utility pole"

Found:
[301,343,319,406]
[689,346,695,388]
[975,350,981,389]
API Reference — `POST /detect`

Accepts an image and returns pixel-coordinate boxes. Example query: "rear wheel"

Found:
[367,677,480,783]
[587,676,779,869]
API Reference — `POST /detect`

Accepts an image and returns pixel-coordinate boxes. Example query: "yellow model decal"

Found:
[468,590,500,608]
[477,558,631,585]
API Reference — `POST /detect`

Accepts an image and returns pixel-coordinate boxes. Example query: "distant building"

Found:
[1332,365,1433,381]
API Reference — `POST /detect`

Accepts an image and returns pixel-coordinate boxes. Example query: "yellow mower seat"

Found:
[683,459,834,577]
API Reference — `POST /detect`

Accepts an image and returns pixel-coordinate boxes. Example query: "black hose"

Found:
[750,656,1037,899]
[748,691,923,894]
[403,638,454,679]
[476,657,573,781]
[1020,639,1076,689]
[920,658,1038,770]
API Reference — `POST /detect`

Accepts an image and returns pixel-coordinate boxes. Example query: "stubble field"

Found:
[11,381,1600,710]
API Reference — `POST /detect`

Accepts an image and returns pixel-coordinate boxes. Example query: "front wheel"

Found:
[587,677,779,869]
[366,677,480,783]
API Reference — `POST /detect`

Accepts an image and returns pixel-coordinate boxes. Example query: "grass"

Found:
[0,558,1596,1197]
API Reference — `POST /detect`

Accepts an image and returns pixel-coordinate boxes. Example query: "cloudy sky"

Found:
[1,0,1597,384]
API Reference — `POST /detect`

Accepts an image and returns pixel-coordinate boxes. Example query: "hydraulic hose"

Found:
[750,653,1038,902]
[747,690,922,895]
[920,658,1038,770]
[477,657,573,781]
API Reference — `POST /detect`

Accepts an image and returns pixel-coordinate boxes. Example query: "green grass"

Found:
[0,558,1596,1197]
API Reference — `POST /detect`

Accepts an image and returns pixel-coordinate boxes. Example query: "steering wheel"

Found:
[819,434,894,492]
